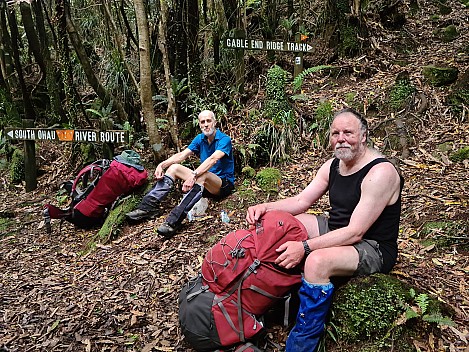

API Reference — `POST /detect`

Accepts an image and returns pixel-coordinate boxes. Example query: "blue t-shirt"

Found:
[188,129,235,185]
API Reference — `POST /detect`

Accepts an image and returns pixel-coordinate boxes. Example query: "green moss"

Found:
[0,218,13,233]
[422,66,459,86]
[256,168,281,193]
[448,88,469,114]
[419,221,468,249]
[339,25,360,57]
[328,274,454,351]
[390,78,416,110]
[441,25,459,42]
[241,166,256,178]
[264,65,291,118]
[9,148,24,184]
[310,101,334,148]
[332,274,408,342]
[450,146,469,162]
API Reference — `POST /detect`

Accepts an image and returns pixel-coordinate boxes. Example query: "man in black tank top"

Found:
[246,108,404,352]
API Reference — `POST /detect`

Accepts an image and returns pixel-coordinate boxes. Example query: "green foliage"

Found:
[328,274,454,351]
[339,25,360,57]
[86,100,114,120]
[0,89,20,130]
[331,274,408,342]
[450,146,469,162]
[293,65,332,92]
[390,79,416,110]
[448,88,469,114]
[400,288,454,327]
[264,65,291,117]
[241,166,256,178]
[9,148,25,184]
[237,143,262,168]
[419,220,468,249]
[256,167,281,193]
[310,101,334,148]
[258,110,299,164]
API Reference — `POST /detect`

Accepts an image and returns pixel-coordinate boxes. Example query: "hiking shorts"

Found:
[315,215,384,277]
[202,178,234,200]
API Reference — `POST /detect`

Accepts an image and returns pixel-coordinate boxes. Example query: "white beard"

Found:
[202,127,215,137]
[334,143,354,161]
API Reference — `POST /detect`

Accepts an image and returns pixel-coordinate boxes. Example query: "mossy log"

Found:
[325,273,454,351]
[84,182,153,251]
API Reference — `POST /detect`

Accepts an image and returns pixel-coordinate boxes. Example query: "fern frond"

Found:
[293,65,332,92]
[423,314,455,326]
[415,293,429,314]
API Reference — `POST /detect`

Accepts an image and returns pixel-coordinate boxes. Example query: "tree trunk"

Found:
[133,0,166,161]
[0,2,12,94]
[186,0,200,90]
[157,0,180,150]
[64,0,128,123]
[20,2,46,74]
[32,0,64,123]
[7,6,36,121]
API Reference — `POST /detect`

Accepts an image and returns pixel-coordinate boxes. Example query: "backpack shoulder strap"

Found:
[71,159,110,201]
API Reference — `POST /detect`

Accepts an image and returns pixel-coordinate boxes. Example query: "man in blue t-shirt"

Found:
[126,110,235,238]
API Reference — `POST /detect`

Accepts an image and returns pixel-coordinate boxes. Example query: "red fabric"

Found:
[201,210,308,346]
[75,160,147,218]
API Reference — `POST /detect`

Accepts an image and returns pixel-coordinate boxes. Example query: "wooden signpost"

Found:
[6,126,129,192]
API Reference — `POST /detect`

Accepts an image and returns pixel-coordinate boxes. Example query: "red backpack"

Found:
[43,159,148,232]
[178,210,308,351]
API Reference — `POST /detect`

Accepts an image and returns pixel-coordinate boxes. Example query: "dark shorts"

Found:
[316,215,384,276]
[202,178,234,200]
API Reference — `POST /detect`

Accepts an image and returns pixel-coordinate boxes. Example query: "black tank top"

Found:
[328,158,404,273]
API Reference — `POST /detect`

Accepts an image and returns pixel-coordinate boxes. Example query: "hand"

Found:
[275,241,305,269]
[246,204,267,225]
[154,164,165,180]
[182,177,196,193]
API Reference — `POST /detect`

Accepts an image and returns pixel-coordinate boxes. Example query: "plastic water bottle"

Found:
[221,210,230,223]
[188,198,208,221]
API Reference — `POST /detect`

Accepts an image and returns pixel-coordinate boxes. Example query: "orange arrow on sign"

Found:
[56,130,74,141]
[300,34,309,41]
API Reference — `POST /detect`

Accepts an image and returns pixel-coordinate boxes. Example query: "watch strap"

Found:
[302,240,311,257]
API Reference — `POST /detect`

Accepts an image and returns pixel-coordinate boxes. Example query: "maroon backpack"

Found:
[44,159,148,232]
[178,210,308,351]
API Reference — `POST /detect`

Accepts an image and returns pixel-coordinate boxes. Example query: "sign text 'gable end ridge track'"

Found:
[224,38,313,53]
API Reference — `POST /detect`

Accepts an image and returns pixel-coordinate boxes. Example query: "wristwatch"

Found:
[192,170,199,179]
[302,240,311,257]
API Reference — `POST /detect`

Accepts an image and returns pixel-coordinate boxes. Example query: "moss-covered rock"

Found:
[9,148,25,184]
[326,274,454,351]
[241,166,256,179]
[419,220,468,250]
[435,25,459,42]
[256,167,281,193]
[422,66,459,86]
[449,146,469,162]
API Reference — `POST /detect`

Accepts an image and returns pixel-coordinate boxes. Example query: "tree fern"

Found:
[293,65,332,92]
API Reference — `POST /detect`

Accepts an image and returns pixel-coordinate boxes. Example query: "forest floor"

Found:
[1,0,469,351]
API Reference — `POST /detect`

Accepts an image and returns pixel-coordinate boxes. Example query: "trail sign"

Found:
[5,128,128,144]
[224,38,313,53]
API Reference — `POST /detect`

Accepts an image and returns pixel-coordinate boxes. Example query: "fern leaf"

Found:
[293,65,332,92]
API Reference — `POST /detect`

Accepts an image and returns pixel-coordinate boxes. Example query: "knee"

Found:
[165,163,182,176]
[304,250,332,282]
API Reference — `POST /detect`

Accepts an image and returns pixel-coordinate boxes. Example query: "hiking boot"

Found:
[157,222,179,238]
[126,208,159,222]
